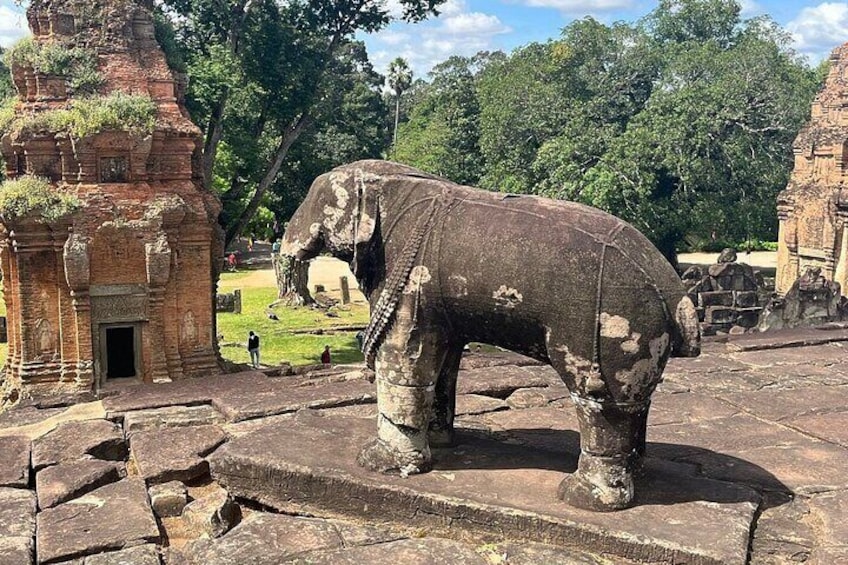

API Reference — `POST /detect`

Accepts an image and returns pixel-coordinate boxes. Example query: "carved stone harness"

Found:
[361,195,454,368]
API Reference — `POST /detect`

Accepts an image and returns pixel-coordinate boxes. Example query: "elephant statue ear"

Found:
[352,181,380,277]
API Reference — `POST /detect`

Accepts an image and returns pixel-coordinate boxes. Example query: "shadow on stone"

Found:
[432,428,789,511]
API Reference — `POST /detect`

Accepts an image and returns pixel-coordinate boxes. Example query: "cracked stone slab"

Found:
[786,410,848,448]
[722,327,848,352]
[36,459,125,509]
[749,496,814,565]
[0,488,36,565]
[456,365,557,398]
[175,513,347,564]
[718,385,848,422]
[102,371,268,418]
[0,435,31,488]
[649,392,739,426]
[181,485,240,539]
[807,490,848,552]
[211,379,376,422]
[31,420,126,471]
[290,538,491,564]
[210,411,760,565]
[455,394,508,416]
[36,478,159,564]
[122,404,225,436]
[648,413,848,493]
[459,351,542,370]
[61,544,161,565]
[505,386,570,410]
[131,425,227,484]
[149,481,188,518]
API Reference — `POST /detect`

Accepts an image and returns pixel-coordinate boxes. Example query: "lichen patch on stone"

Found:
[404,266,432,295]
[493,285,523,308]
[600,313,630,339]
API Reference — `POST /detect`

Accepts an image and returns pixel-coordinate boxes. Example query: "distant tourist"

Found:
[271,239,281,254]
[248,234,255,252]
[227,252,237,272]
[321,345,332,365]
[248,331,260,368]
[355,330,365,352]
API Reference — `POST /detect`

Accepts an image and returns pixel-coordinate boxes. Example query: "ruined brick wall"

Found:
[777,42,848,295]
[0,0,222,401]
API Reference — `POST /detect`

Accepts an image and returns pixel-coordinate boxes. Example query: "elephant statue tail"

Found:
[670,295,701,358]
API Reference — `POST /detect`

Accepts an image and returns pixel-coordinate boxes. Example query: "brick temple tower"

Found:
[777,42,848,295]
[0,0,223,400]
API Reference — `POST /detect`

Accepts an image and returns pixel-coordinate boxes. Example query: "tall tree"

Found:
[0,47,14,100]
[387,57,412,147]
[393,53,498,185]
[159,0,446,246]
[470,1,820,265]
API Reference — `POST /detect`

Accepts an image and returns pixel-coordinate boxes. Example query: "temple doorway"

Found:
[101,324,140,380]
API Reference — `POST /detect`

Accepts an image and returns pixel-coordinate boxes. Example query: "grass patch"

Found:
[216,271,369,367]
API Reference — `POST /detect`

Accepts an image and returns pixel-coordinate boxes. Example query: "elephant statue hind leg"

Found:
[556,396,645,512]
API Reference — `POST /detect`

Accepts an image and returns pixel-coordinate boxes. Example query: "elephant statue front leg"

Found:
[357,305,449,475]
[558,395,647,512]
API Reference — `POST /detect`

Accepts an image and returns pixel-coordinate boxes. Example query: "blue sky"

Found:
[2,0,847,76]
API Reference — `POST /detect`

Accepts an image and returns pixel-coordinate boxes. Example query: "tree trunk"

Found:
[224,113,312,247]
[274,254,314,306]
[393,94,401,147]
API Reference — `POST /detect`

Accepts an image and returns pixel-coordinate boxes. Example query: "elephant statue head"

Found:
[280,162,389,277]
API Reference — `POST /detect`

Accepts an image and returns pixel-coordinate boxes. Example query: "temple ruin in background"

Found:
[777,42,848,295]
[0,0,223,401]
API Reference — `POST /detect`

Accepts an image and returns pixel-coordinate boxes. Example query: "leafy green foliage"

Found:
[0,47,14,101]
[394,0,821,264]
[4,93,156,139]
[0,175,80,222]
[57,93,157,138]
[6,38,102,95]
[160,0,445,245]
[393,54,491,185]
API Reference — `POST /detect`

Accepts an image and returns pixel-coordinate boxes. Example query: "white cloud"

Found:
[739,0,763,18]
[519,0,635,12]
[368,1,510,78]
[786,2,848,62]
[0,5,29,48]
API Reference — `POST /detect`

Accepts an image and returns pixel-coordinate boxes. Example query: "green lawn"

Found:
[216,271,369,367]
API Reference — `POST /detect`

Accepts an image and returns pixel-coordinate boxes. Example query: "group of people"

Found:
[245,331,333,369]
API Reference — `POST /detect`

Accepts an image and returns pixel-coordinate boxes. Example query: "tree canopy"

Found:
[391,0,825,265]
[157,0,446,245]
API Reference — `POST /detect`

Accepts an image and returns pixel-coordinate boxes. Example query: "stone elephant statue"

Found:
[281,160,700,512]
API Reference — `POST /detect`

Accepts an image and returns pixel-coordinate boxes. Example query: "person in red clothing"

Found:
[320,345,331,365]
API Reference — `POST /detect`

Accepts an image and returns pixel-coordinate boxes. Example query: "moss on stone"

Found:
[5,37,103,95]
[5,92,157,139]
[0,175,80,222]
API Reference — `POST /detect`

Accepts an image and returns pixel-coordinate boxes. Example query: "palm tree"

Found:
[387,57,413,148]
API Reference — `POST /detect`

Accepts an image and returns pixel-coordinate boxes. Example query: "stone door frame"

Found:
[97,322,143,387]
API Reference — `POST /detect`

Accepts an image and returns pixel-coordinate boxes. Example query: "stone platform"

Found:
[2,328,848,563]
[210,411,759,565]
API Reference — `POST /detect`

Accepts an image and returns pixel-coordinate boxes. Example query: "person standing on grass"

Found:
[321,345,331,365]
[248,331,260,368]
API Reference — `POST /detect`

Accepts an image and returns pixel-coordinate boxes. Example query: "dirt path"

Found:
[226,258,366,303]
